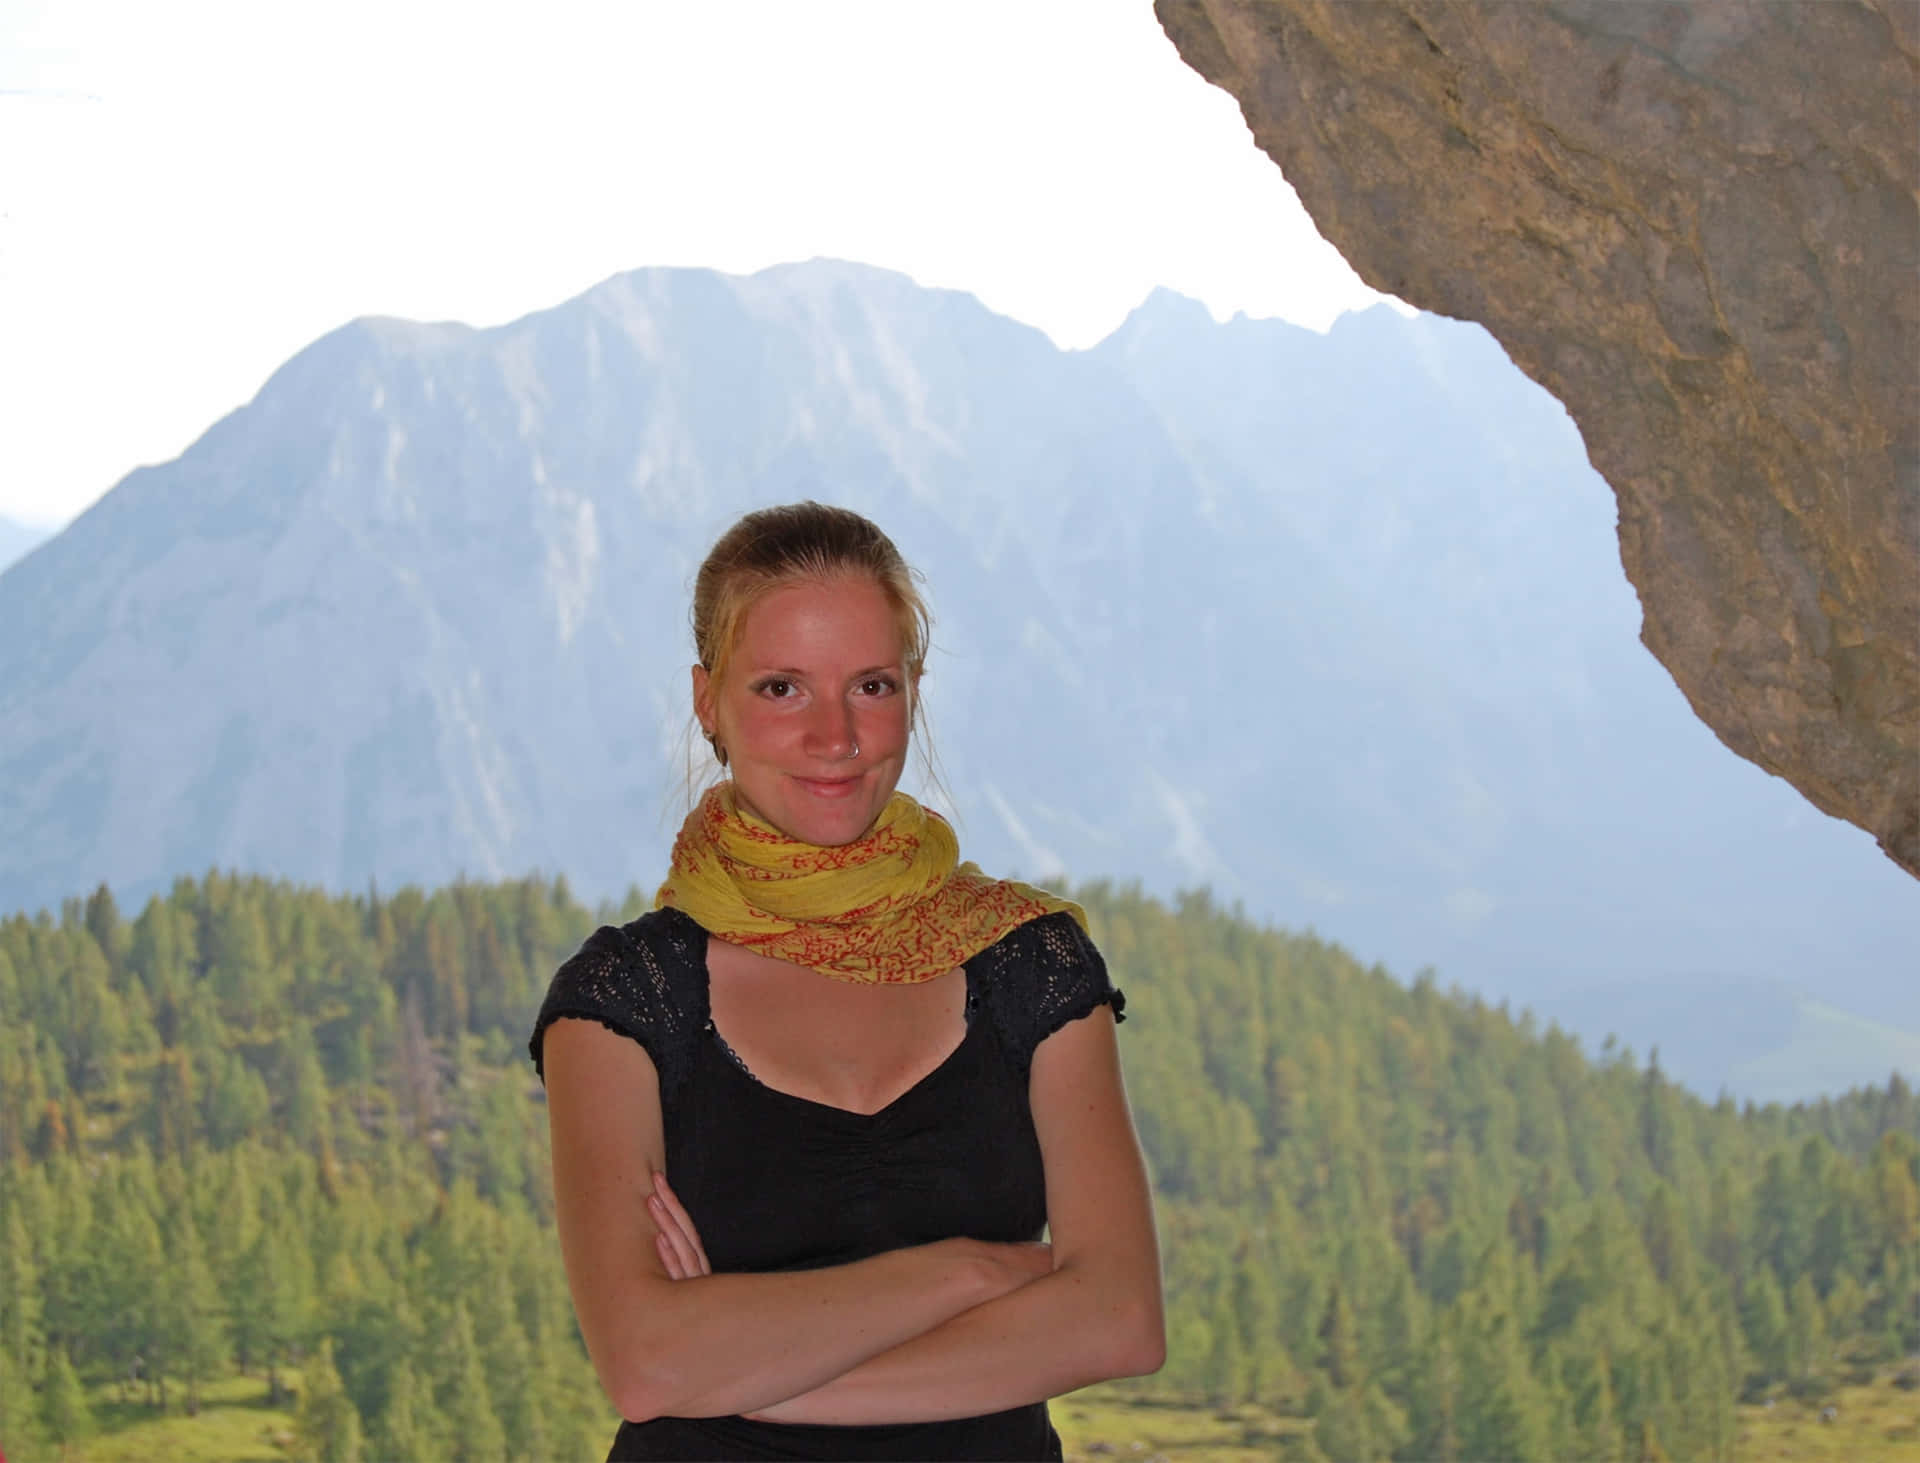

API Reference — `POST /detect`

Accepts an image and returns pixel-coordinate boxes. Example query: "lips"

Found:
[794,775,862,797]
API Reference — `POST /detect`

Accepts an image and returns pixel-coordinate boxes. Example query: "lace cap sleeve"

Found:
[528,911,708,1094]
[974,910,1126,1072]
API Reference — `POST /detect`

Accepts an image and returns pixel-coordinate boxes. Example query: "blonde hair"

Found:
[691,502,934,769]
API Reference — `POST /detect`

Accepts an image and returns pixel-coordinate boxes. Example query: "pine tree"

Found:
[468,1255,542,1454]
[97,1194,167,1406]
[370,1359,446,1463]
[1704,1167,1743,1281]
[82,884,127,976]
[0,1341,48,1463]
[1318,1281,1361,1390]
[1373,1265,1427,1400]
[235,1216,315,1405]
[205,1049,273,1149]
[1401,1319,1461,1463]
[1640,1183,1694,1291]
[1456,1299,1553,1463]
[1573,1351,1626,1463]
[1638,1416,1673,1461]
[148,1047,197,1160]
[1162,1311,1217,1396]
[0,1206,45,1384]
[1811,1186,1867,1297]
[1231,1247,1288,1402]
[1787,1271,1827,1378]
[1870,1133,1920,1254]
[207,896,275,1033]
[294,1338,364,1463]
[156,1210,227,1413]
[1307,1376,1374,1463]
[1751,1150,1806,1282]
[1740,1265,1789,1381]
[280,1022,331,1149]
[1825,1270,1866,1337]
[531,1334,612,1461]
[1206,1294,1248,1405]
[443,1304,508,1463]
[395,986,442,1139]
[40,1347,92,1457]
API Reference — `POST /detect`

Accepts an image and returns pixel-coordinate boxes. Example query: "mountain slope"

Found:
[0,514,52,575]
[1,260,1912,1096]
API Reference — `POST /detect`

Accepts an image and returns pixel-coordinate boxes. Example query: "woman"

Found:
[531,502,1163,1461]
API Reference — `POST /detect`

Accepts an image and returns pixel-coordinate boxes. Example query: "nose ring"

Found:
[849,741,861,760]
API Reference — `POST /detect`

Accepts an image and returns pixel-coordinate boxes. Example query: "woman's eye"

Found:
[757,678,795,699]
[859,677,898,697]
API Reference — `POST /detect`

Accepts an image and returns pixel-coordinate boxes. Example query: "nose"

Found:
[804,695,859,762]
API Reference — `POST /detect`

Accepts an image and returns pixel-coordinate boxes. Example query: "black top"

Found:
[530,907,1125,1462]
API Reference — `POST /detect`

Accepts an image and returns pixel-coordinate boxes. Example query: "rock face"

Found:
[1156,0,1920,876]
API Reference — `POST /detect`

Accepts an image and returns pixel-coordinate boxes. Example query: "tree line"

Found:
[0,874,1913,1461]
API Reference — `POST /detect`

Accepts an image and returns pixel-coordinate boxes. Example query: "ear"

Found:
[691,664,715,735]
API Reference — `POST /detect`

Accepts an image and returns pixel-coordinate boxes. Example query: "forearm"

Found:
[753,1008,1166,1427]
[591,1237,1006,1422]
[547,1021,1036,1424]
[747,1259,1164,1426]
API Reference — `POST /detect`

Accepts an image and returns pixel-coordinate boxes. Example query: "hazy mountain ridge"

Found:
[2,260,1912,1100]
[0,515,53,576]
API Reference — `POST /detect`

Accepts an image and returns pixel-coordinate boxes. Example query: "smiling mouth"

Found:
[794,774,862,795]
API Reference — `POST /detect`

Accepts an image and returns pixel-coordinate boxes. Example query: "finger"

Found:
[648,1190,702,1277]
[654,1173,712,1275]
[655,1228,690,1281]
[649,1191,698,1275]
[650,1177,710,1277]
[647,1177,694,1251]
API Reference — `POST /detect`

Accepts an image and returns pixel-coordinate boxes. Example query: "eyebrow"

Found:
[751,663,902,679]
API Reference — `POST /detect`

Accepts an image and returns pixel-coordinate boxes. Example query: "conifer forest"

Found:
[0,876,1915,1460]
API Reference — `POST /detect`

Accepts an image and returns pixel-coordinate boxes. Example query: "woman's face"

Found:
[693,574,914,847]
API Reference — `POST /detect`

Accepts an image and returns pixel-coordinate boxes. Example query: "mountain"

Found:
[1,260,1912,1098]
[1529,976,1920,1107]
[0,514,53,574]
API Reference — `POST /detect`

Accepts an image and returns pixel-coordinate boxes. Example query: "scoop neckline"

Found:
[706,1011,981,1121]
[660,908,986,1122]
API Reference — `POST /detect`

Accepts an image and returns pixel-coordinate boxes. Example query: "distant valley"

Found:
[1,260,1912,1102]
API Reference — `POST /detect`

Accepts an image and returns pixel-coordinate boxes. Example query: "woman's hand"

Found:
[649,1172,711,1280]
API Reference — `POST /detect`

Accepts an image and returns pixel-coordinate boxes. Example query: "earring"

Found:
[705,730,728,768]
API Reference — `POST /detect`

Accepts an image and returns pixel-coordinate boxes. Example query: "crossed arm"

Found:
[542,1004,1163,1426]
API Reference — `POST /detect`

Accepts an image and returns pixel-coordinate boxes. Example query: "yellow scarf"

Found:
[655,784,1085,984]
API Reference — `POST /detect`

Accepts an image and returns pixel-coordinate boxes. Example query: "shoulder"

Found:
[528,909,710,1090]
[971,911,1127,1071]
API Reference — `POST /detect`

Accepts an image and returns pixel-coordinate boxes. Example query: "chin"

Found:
[788,809,883,848]
[776,792,889,847]
[733,770,897,846]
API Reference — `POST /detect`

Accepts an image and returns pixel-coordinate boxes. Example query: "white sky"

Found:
[0,0,1390,529]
